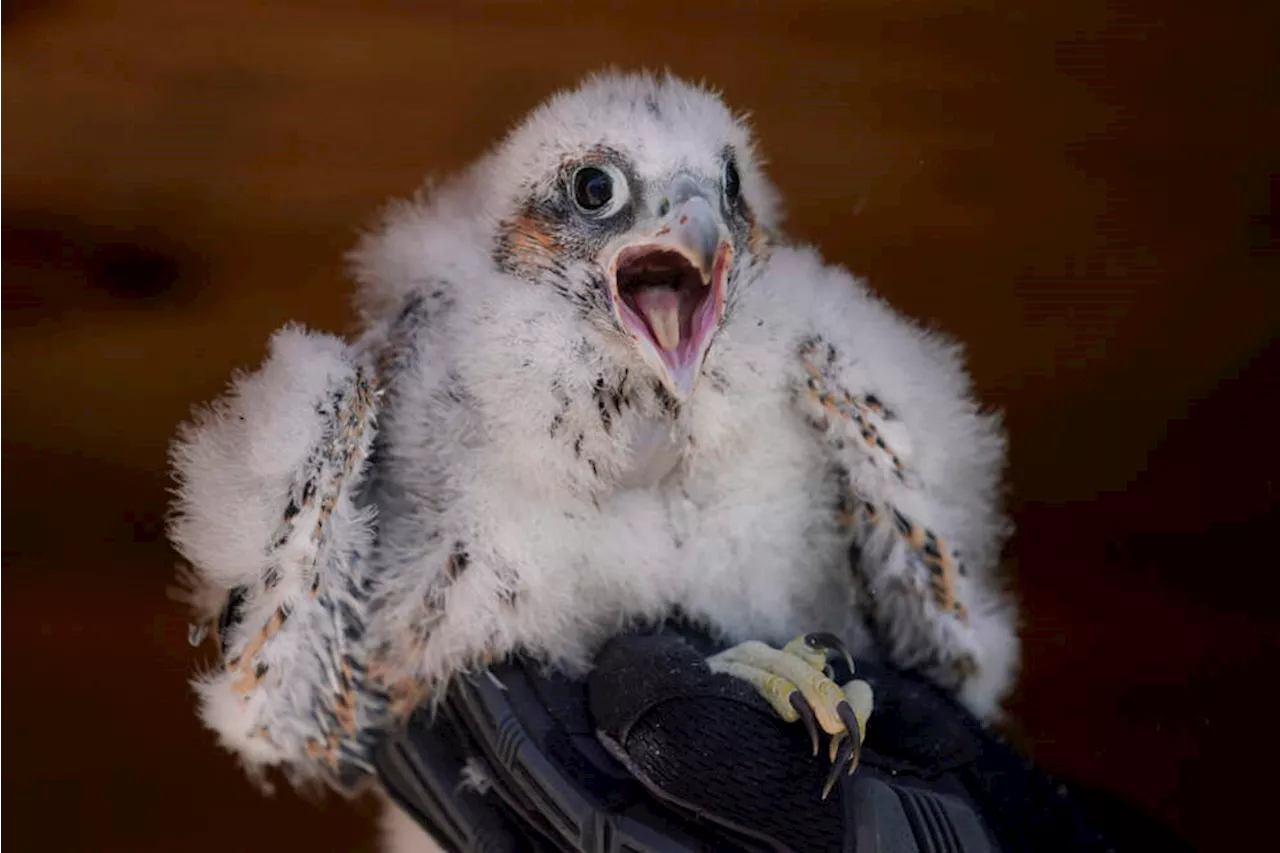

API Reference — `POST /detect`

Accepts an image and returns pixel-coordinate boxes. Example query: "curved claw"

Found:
[789,691,820,756]
[837,700,864,775]
[803,632,856,677]
[822,734,855,800]
[837,701,863,746]
[710,636,874,800]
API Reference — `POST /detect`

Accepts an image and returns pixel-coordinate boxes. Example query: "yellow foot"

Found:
[708,633,874,799]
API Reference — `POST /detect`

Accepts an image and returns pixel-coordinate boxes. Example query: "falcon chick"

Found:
[169,70,1019,850]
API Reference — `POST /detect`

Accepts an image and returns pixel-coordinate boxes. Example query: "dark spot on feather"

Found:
[395,292,426,326]
[446,542,470,581]
[588,459,599,477]
[706,368,730,393]
[653,380,681,417]
[833,471,854,512]
[338,600,363,631]
[492,563,523,607]
[892,509,913,536]
[254,661,269,679]
[574,433,584,457]
[217,586,249,657]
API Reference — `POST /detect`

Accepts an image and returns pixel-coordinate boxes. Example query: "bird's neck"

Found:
[615,414,686,489]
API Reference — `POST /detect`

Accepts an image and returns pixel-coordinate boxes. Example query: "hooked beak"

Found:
[605,190,732,400]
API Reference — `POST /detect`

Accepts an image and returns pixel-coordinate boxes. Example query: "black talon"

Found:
[789,692,820,756]
[837,700,864,777]
[836,702,861,746]
[803,632,855,676]
[822,735,854,800]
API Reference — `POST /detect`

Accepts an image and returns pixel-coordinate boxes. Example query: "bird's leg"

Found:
[707,633,874,799]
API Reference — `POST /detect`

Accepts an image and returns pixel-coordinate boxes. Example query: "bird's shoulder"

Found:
[738,243,973,393]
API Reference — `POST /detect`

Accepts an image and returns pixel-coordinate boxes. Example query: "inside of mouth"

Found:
[615,247,715,363]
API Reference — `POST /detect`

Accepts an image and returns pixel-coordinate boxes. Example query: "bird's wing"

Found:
[784,259,1020,721]
[169,325,388,791]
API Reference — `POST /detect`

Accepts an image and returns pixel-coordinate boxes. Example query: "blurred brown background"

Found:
[3,0,1277,850]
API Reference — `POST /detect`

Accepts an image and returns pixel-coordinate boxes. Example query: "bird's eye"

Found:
[570,163,629,217]
[723,157,741,204]
[573,165,621,214]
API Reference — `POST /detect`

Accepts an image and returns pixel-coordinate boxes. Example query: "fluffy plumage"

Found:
[168,70,1019,846]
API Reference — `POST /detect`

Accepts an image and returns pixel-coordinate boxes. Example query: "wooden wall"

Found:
[4,1,1276,850]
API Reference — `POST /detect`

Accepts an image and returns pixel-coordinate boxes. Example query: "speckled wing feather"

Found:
[170,326,388,792]
[791,335,1017,719]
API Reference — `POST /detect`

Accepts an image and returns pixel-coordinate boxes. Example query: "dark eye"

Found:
[573,166,614,212]
[724,158,741,203]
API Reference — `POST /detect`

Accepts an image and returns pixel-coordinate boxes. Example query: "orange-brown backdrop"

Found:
[4,1,1277,851]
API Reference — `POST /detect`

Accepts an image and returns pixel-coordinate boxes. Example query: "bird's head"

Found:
[481,71,781,401]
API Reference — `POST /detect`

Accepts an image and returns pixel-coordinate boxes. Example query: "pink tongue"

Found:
[632,288,682,352]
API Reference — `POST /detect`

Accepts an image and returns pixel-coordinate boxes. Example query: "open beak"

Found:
[605,191,732,400]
